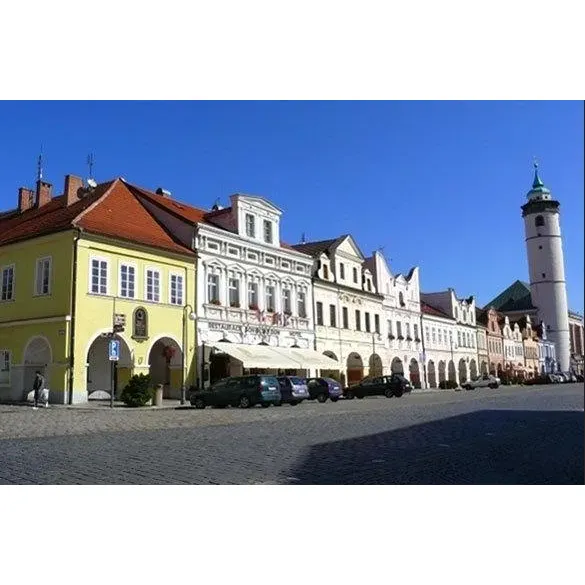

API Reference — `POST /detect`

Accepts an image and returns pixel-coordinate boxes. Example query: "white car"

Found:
[464,374,500,390]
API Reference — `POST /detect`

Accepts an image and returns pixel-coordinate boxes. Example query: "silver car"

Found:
[464,374,500,390]
[276,376,309,405]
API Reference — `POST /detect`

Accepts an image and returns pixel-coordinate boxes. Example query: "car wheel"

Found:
[490,383,498,389]
[384,388,393,398]
[316,393,327,403]
[290,401,298,406]
[261,403,270,408]
[274,401,283,407]
[239,395,251,409]
[465,384,472,390]
[330,397,339,403]
[356,394,364,399]
[345,391,354,400]
[193,398,206,409]
[394,389,404,398]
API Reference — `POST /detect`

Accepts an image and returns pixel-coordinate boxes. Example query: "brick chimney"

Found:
[18,187,35,213]
[36,180,53,208]
[64,175,84,206]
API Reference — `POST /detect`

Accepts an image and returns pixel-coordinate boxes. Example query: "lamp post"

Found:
[182,304,197,405]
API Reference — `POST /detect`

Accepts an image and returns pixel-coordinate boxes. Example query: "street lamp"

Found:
[182,305,197,405]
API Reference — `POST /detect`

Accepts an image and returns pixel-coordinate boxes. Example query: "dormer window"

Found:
[263,220,273,244]
[367,279,372,292]
[399,292,405,307]
[353,267,358,283]
[245,214,255,238]
[339,263,345,280]
[323,264,329,279]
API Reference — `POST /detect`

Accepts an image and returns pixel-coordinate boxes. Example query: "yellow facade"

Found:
[1,230,196,404]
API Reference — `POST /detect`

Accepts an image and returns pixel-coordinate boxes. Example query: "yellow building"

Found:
[0,175,196,404]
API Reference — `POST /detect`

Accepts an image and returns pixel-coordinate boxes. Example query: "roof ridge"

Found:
[72,179,118,226]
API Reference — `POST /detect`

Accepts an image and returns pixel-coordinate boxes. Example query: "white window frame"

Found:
[263,219,273,244]
[1,264,15,302]
[89,257,109,295]
[228,277,240,307]
[34,256,52,296]
[169,272,184,306]
[145,267,161,303]
[248,281,259,308]
[297,290,307,318]
[282,288,291,313]
[207,273,220,304]
[245,213,256,238]
[0,349,11,386]
[119,262,137,299]
[265,285,275,312]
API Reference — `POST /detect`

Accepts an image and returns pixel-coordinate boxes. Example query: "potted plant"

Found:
[406,336,413,341]
[120,373,153,407]
[388,334,396,340]
[397,335,405,341]
[249,303,259,310]
[210,299,221,306]
[230,301,241,308]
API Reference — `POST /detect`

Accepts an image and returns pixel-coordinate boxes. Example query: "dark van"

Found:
[189,375,281,409]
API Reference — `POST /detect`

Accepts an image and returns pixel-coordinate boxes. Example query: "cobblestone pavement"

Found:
[0,384,582,484]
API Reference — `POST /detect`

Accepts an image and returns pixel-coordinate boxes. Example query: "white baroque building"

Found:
[420,289,479,385]
[135,187,337,387]
[501,315,525,372]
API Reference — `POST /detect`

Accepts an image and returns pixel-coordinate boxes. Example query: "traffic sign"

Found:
[109,339,120,361]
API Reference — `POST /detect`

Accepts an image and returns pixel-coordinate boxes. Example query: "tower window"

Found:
[542,273,546,278]
[535,215,545,227]
[538,245,542,250]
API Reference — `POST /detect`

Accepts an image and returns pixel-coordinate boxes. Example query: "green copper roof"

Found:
[527,162,551,197]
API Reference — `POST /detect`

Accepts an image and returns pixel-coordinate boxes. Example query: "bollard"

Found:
[153,383,164,407]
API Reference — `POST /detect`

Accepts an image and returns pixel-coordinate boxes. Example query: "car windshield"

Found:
[289,377,305,385]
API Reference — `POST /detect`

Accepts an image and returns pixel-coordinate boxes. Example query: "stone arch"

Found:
[458,358,468,384]
[148,336,183,398]
[448,360,457,383]
[481,361,488,375]
[438,360,446,384]
[22,336,53,400]
[391,357,404,375]
[427,360,437,388]
[409,358,421,389]
[86,334,132,399]
[346,352,364,385]
[368,353,383,376]
[470,359,478,380]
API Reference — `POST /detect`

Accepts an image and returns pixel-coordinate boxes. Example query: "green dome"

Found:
[526,163,551,199]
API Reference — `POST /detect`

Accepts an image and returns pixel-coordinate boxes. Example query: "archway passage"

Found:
[87,335,131,399]
[409,358,421,389]
[481,361,488,375]
[23,336,52,400]
[448,360,457,384]
[427,360,437,388]
[391,357,404,375]
[149,337,182,398]
[346,352,364,385]
[322,351,342,385]
[438,361,446,384]
[369,353,383,376]
[458,359,468,384]
[470,359,478,380]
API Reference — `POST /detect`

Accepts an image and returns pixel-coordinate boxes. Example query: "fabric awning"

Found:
[210,343,340,370]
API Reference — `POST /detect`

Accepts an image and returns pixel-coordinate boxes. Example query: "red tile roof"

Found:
[0,179,194,256]
[420,300,455,320]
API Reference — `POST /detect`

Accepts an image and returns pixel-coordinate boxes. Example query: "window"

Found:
[343,307,349,329]
[146,269,160,302]
[297,291,307,318]
[0,349,10,385]
[457,331,462,346]
[1,265,14,301]
[535,215,545,227]
[265,256,274,265]
[542,273,546,278]
[245,214,256,237]
[375,314,380,334]
[396,321,403,338]
[170,274,184,305]
[316,302,324,325]
[367,280,372,292]
[35,257,51,296]
[330,304,337,328]
[90,259,108,295]
[207,274,220,303]
[399,292,405,306]
[365,312,371,332]
[281,261,290,269]
[388,320,394,337]
[339,263,345,280]
[414,323,419,340]
[247,252,258,261]
[432,327,436,343]
[323,264,329,279]
[405,323,411,338]
[265,285,275,312]
[425,326,429,343]
[438,328,442,344]
[353,267,358,283]
[228,247,239,256]
[248,282,258,308]
[282,288,291,314]
[228,278,240,307]
[120,264,136,298]
[263,220,273,243]
[443,329,447,343]
[355,310,361,331]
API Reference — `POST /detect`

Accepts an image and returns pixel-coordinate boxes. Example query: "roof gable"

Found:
[487,280,532,310]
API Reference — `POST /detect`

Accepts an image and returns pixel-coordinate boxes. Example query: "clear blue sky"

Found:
[1,101,583,313]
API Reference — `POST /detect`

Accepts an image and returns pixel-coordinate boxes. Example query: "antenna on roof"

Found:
[211,197,223,211]
[36,146,43,182]
[301,232,306,244]
[87,153,95,180]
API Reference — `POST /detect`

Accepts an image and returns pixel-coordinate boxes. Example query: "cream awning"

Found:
[210,343,301,369]
[209,343,340,370]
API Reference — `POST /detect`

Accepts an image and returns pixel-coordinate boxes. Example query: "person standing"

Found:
[32,371,48,410]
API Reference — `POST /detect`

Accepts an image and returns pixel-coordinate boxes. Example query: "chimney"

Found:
[18,187,35,213]
[36,180,52,208]
[64,175,84,206]
[156,187,172,198]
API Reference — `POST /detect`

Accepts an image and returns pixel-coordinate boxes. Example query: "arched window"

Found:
[535,215,545,227]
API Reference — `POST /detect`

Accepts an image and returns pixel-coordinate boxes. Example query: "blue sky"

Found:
[0,101,582,312]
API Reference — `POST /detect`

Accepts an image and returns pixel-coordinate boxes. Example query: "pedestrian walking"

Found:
[32,371,48,410]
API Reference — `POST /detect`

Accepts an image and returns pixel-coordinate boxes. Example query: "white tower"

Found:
[522,163,570,372]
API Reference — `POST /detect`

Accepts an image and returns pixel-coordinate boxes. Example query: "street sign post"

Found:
[109,339,120,361]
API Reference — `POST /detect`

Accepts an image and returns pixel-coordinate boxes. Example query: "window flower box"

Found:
[248,303,259,310]
[230,302,241,308]
[397,335,405,341]
[209,299,221,306]
[406,336,413,341]
[414,337,421,342]
[388,334,396,340]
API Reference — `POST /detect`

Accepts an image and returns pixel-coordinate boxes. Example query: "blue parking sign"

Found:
[109,339,120,361]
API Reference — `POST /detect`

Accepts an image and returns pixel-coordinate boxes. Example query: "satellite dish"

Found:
[87,178,97,188]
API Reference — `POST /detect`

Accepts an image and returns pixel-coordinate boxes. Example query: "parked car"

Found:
[563,371,577,383]
[306,377,343,403]
[463,374,500,390]
[344,374,412,399]
[576,374,584,383]
[189,375,281,409]
[276,376,309,405]
[548,373,562,383]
